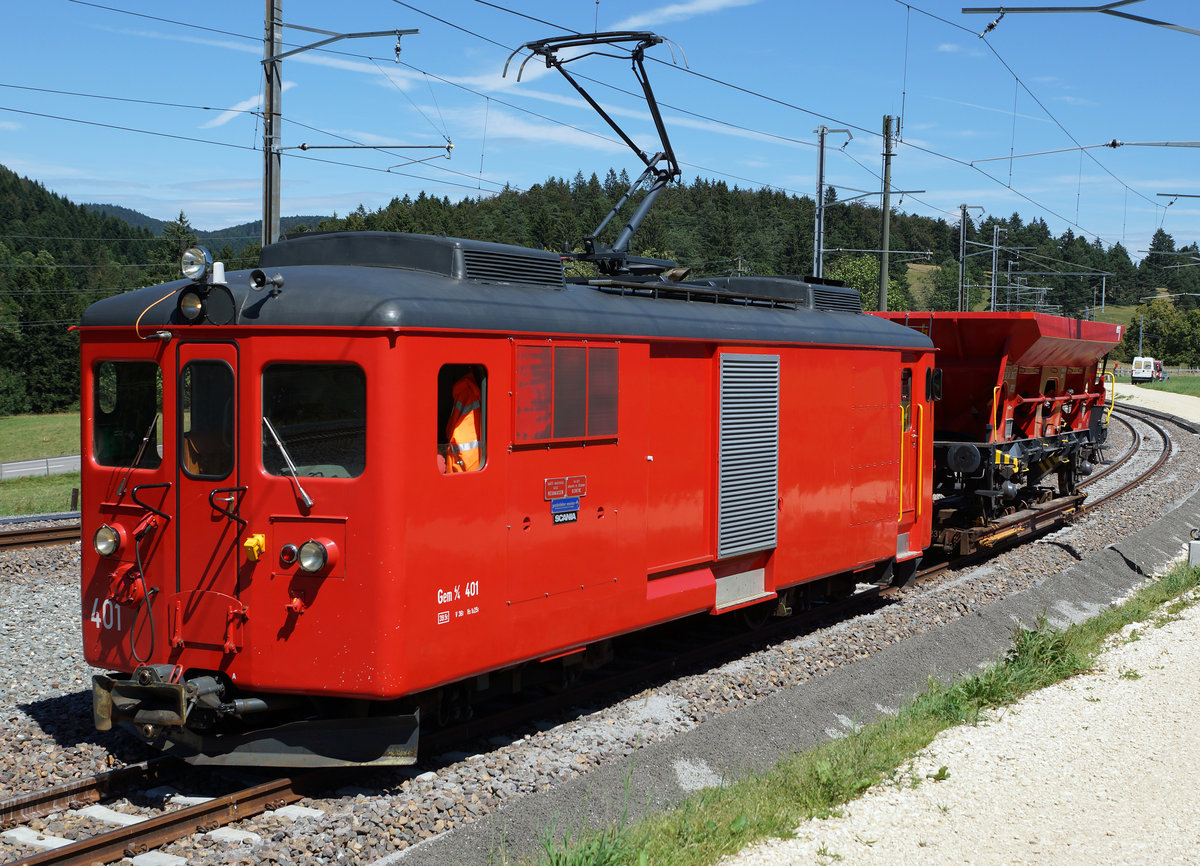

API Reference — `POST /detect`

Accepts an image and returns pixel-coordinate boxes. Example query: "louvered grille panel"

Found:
[463,249,565,287]
[812,287,863,313]
[718,354,779,559]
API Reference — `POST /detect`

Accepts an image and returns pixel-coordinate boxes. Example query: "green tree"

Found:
[154,210,198,282]
[825,255,908,311]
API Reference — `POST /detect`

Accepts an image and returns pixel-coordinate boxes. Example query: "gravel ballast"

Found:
[724,383,1200,865]
[2,383,1198,865]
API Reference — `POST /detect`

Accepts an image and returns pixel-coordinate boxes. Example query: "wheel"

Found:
[736,599,774,630]
[1058,468,1077,496]
[892,557,921,588]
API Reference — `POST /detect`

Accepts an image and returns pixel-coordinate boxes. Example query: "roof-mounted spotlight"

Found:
[176,245,235,325]
[181,246,213,282]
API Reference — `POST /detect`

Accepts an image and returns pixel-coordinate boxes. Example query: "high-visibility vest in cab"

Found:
[445,373,482,473]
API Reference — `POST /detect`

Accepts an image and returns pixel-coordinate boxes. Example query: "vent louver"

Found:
[463,249,565,287]
[717,354,780,559]
[812,287,863,313]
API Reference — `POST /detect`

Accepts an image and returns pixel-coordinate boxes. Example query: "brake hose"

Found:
[128,525,159,664]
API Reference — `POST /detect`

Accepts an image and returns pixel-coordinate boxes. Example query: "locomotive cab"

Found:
[81,235,938,767]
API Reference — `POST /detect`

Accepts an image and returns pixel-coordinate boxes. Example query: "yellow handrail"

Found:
[898,409,905,520]
[1103,371,1116,425]
[915,403,924,519]
[898,403,924,522]
[989,385,1002,442]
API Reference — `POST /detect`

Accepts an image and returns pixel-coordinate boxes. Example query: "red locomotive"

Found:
[81,233,937,765]
[78,31,1121,767]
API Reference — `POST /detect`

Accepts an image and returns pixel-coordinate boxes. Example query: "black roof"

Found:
[81,232,932,351]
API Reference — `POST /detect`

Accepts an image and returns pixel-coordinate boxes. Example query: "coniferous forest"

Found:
[3,162,1200,415]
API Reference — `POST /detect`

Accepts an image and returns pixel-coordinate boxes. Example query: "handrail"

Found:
[1103,372,1116,425]
[915,403,924,519]
[989,385,1002,443]
[131,482,171,522]
[898,410,905,520]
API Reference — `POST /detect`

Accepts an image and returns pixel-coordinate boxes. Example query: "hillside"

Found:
[82,202,166,234]
[8,161,1200,415]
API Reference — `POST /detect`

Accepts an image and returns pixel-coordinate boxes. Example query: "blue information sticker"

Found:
[550,496,580,514]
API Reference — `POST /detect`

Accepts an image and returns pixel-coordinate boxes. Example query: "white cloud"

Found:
[924,95,1052,124]
[1054,95,1099,108]
[0,120,22,131]
[937,43,961,53]
[450,105,627,154]
[201,82,296,129]
[614,0,761,30]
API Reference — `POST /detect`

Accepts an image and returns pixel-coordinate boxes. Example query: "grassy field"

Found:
[532,563,1200,865]
[0,413,80,462]
[0,414,80,516]
[0,472,80,516]
[1132,375,1200,398]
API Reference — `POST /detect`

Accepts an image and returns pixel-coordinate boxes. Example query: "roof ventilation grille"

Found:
[812,286,863,313]
[463,249,565,287]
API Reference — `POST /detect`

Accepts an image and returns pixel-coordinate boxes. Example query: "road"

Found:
[0,455,80,480]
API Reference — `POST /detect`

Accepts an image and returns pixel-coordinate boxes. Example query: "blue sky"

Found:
[3,1,1198,261]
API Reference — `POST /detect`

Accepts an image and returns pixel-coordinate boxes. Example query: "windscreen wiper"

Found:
[263,416,314,509]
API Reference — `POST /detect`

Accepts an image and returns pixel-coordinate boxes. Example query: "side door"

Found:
[170,341,245,657]
[898,363,921,549]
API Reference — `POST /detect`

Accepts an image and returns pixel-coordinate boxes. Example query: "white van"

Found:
[1131,356,1156,384]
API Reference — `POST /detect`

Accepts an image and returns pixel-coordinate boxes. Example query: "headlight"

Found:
[297,540,328,573]
[181,246,212,282]
[178,290,205,321]
[94,524,121,557]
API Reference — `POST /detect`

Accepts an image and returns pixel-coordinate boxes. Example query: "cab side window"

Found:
[94,360,162,468]
[438,364,486,473]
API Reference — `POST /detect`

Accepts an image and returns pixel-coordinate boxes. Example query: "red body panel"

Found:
[81,325,934,702]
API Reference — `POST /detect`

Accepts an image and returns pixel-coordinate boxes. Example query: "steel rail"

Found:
[1075,406,1171,514]
[0,524,81,550]
[10,775,313,866]
[0,759,180,830]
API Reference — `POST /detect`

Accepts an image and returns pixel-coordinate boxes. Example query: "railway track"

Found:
[1,765,316,866]
[0,404,1179,864]
[0,524,81,550]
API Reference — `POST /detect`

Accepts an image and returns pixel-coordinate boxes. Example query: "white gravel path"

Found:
[724,382,1200,866]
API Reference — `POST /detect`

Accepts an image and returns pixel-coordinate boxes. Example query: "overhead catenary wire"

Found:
[39,0,1178,251]
[455,0,1156,240]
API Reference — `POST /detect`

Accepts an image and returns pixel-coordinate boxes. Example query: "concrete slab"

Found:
[130,852,188,866]
[266,804,325,820]
[77,804,146,826]
[206,826,263,844]
[1,827,75,850]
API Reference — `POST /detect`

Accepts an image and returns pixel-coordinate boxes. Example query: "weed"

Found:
[815,843,843,861]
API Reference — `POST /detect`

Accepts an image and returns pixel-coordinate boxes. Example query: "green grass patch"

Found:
[1136,376,1200,399]
[528,564,1200,866]
[0,472,80,516]
[0,413,80,462]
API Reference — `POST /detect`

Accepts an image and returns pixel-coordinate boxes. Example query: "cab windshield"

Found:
[262,364,366,478]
